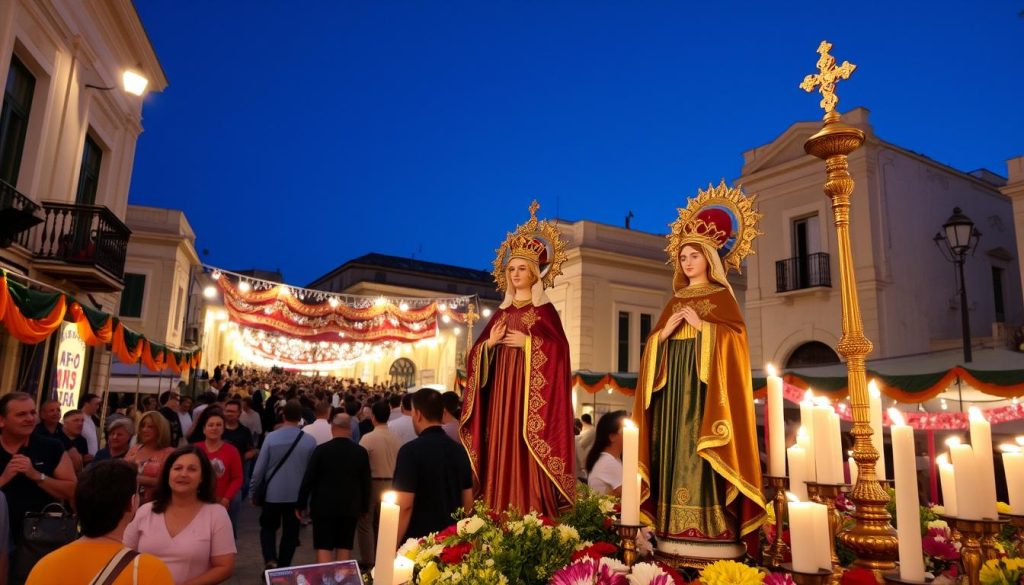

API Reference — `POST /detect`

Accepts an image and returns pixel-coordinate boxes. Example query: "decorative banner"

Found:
[54,322,87,416]
[0,273,67,344]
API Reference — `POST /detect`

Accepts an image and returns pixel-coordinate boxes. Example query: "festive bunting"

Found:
[0,274,67,344]
[70,302,113,345]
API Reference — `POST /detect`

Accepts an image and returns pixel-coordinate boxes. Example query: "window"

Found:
[173,285,185,331]
[792,214,821,289]
[785,341,841,368]
[119,273,146,317]
[0,56,36,186]
[75,133,102,205]
[639,313,652,358]
[617,311,630,372]
[389,357,416,388]
[993,267,1005,322]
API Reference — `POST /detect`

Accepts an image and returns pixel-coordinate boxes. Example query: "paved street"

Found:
[230,504,319,584]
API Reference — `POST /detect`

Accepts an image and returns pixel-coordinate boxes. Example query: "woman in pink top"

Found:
[125,445,236,584]
[126,411,174,504]
[193,408,243,529]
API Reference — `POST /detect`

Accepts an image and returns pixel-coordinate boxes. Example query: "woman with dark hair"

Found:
[585,411,627,496]
[124,446,236,584]
[193,408,243,531]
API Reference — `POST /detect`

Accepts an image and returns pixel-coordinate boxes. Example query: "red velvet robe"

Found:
[459,301,576,517]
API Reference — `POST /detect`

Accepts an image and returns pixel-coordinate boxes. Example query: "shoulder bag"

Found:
[252,430,304,506]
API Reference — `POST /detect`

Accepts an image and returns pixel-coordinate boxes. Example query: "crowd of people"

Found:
[0,365,492,584]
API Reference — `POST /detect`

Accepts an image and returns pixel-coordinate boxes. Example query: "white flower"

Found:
[600,557,629,575]
[926,519,949,531]
[557,524,580,543]
[457,516,486,536]
[635,527,654,557]
[397,538,420,559]
[522,512,542,527]
[628,562,669,585]
[598,498,617,514]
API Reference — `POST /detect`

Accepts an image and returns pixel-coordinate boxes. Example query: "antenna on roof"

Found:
[625,210,635,230]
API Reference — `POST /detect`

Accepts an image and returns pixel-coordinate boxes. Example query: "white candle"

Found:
[848,453,858,486]
[789,443,809,501]
[766,365,786,477]
[800,391,818,482]
[394,556,414,584]
[813,399,840,483]
[1000,445,1024,515]
[969,408,998,519]
[375,491,400,585]
[830,411,843,484]
[869,381,887,480]
[888,408,925,582]
[950,443,981,519]
[787,495,832,572]
[936,453,958,517]
[621,419,639,525]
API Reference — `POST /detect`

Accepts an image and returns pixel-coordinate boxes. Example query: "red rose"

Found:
[841,568,876,585]
[434,523,459,543]
[439,541,473,564]
[571,541,619,562]
[540,515,557,527]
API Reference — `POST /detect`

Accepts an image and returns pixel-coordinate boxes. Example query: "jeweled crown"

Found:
[680,218,728,250]
[509,235,546,263]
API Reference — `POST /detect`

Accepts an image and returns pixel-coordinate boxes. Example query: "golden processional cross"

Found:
[799,41,857,121]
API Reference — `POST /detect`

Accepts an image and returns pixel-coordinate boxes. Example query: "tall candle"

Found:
[789,443,809,501]
[968,408,998,519]
[869,381,887,480]
[949,444,981,519]
[830,411,843,484]
[788,496,832,572]
[936,454,958,517]
[848,453,858,486]
[800,391,818,482]
[394,556,414,584]
[813,399,840,483]
[811,500,832,570]
[375,491,400,585]
[621,419,640,525]
[766,364,786,477]
[888,408,925,582]
[1000,445,1024,515]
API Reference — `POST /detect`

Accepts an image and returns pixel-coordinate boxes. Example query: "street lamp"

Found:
[933,207,982,363]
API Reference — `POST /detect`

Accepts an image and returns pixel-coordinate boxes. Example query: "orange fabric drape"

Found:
[112,322,144,364]
[140,340,167,373]
[70,302,113,346]
[0,276,67,344]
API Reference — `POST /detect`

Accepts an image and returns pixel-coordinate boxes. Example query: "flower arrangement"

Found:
[979,558,1024,585]
[699,560,765,585]
[922,519,960,577]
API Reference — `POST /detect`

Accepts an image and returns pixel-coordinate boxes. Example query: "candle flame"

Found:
[797,426,808,440]
[766,364,778,378]
[1000,444,1022,454]
[623,418,637,431]
[936,454,949,466]
[869,379,880,398]
[969,406,984,422]
[382,491,397,505]
[1017,436,1024,447]
[803,389,815,403]
[814,396,832,408]
[887,408,906,426]
[786,491,802,503]
[847,450,854,457]
[945,436,962,448]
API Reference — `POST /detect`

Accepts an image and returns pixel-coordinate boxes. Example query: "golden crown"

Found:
[508,234,546,263]
[679,218,728,250]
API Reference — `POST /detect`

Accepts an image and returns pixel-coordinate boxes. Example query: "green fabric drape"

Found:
[6,278,65,319]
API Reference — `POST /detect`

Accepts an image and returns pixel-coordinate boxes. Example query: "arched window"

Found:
[785,341,841,368]
[389,358,416,388]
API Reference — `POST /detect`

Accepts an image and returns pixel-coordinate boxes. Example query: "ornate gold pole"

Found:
[800,41,898,572]
[764,475,791,568]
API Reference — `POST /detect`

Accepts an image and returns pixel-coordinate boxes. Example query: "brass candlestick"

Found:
[614,522,642,567]
[807,482,849,584]
[800,41,898,572]
[764,475,791,568]
[781,563,833,585]
[882,571,934,585]
[941,516,1008,585]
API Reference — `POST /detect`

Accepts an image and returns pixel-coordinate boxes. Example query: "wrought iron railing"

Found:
[0,179,39,214]
[19,202,131,280]
[776,252,831,293]
[0,179,42,246]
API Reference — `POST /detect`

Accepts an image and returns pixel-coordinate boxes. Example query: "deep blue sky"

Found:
[129,1,1024,286]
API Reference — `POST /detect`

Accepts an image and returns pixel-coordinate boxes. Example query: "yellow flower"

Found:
[700,560,765,585]
[418,561,441,585]
[997,501,1012,515]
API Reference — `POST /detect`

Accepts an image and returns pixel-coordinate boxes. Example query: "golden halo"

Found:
[667,180,763,274]
[492,200,568,292]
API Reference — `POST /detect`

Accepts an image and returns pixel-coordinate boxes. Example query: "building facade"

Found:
[0,0,165,399]
[738,108,1023,368]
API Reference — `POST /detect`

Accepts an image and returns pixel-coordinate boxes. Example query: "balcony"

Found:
[776,252,831,293]
[17,202,131,292]
[0,179,42,247]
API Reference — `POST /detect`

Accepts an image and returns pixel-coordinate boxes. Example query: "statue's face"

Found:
[506,258,536,291]
[680,245,708,280]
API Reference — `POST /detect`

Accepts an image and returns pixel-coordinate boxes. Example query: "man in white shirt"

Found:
[78,393,101,460]
[575,413,595,480]
[386,394,417,445]
[303,401,333,445]
[355,401,402,567]
[176,396,193,445]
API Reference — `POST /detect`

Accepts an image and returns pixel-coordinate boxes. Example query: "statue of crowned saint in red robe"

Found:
[460,201,576,517]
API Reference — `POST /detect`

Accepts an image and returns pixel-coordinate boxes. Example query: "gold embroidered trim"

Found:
[511,298,532,308]
[675,283,724,299]
[519,307,540,331]
[521,336,575,502]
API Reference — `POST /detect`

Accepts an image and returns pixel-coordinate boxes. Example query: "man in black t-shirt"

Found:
[32,399,63,442]
[157,392,184,446]
[222,400,255,499]
[393,388,473,541]
[0,392,76,569]
[60,410,89,475]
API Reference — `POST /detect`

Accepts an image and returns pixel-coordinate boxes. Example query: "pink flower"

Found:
[764,572,796,585]
[923,528,959,561]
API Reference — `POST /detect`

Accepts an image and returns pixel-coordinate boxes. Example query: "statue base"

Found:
[654,538,746,570]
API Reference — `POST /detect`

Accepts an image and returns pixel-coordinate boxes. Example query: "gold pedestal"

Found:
[941,515,1007,585]
[764,475,791,568]
[808,482,849,583]
[781,563,834,585]
[614,523,641,567]
[800,41,899,574]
